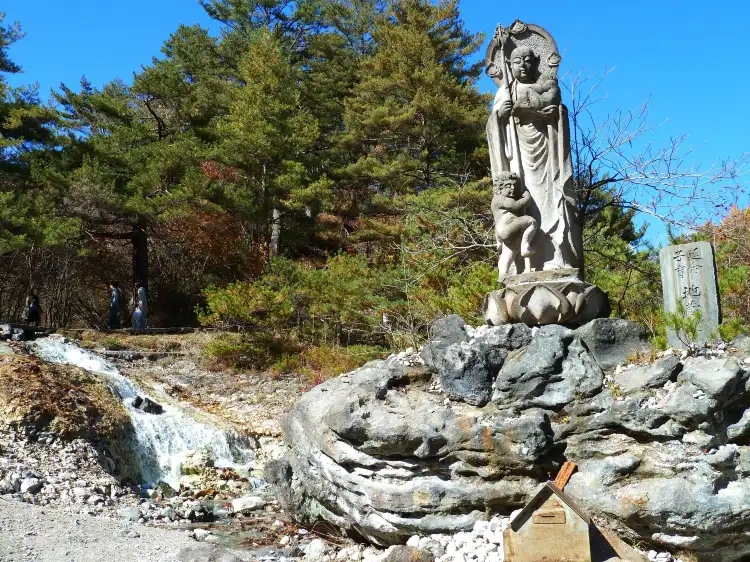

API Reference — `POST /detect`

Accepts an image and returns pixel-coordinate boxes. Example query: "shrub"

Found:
[200,332,299,371]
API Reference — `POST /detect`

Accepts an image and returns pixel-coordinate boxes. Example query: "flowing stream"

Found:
[29,338,254,488]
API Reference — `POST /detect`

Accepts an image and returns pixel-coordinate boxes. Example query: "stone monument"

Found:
[659,241,721,347]
[483,20,609,326]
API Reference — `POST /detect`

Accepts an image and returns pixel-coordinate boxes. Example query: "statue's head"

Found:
[508,45,539,84]
[493,172,522,197]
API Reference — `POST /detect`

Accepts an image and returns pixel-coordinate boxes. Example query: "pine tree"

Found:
[341,0,489,195]
[0,14,69,252]
[214,30,320,258]
[46,24,228,288]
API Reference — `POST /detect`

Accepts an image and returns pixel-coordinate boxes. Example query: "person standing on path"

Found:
[24,288,41,326]
[131,281,147,330]
[137,281,147,324]
[108,281,122,329]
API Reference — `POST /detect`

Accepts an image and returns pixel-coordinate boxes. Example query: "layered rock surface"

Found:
[268,317,750,561]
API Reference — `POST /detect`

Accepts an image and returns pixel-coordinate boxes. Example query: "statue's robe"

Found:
[486,80,582,272]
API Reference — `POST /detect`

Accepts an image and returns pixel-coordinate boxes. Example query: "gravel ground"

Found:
[0,497,250,562]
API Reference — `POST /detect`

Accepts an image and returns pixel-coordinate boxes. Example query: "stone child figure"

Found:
[491,172,538,278]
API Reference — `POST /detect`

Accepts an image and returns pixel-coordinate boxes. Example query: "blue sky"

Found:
[4,0,749,243]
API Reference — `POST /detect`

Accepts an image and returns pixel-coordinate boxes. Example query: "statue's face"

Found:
[501,181,517,198]
[510,51,537,83]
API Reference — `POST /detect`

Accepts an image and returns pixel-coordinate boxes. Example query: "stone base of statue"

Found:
[484,268,610,326]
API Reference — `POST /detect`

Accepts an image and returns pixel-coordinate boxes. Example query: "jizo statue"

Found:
[486,21,582,278]
[483,21,608,327]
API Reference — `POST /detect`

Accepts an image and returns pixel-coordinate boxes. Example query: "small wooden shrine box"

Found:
[504,482,592,562]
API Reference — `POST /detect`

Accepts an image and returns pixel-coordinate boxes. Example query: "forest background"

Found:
[1,0,748,376]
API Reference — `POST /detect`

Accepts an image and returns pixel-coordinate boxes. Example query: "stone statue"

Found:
[491,171,537,277]
[486,21,581,274]
[483,21,609,326]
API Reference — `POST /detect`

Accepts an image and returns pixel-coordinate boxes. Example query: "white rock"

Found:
[420,537,436,550]
[472,520,489,535]
[406,536,421,548]
[231,495,265,514]
[475,544,493,560]
[485,552,502,562]
[193,528,212,541]
[19,478,42,494]
[304,538,327,560]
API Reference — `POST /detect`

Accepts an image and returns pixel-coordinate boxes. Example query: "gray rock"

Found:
[473,324,533,374]
[176,544,243,562]
[731,334,750,352]
[230,495,265,514]
[728,410,750,443]
[383,546,434,562]
[271,359,539,545]
[738,448,750,475]
[679,357,744,402]
[613,356,682,392]
[664,381,714,426]
[420,315,468,370]
[493,325,602,409]
[193,528,212,542]
[159,506,177,520]
[117,507,141,521]
[439,342,492,406]
[576,318,650,370]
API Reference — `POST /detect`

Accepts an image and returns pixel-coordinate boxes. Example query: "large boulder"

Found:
[269,324,750,561]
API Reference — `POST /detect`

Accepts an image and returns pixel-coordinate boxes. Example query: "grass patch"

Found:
[58,329,205,354]
[301,344,386,384]
[200,332,300,371]
[200,331,386,385]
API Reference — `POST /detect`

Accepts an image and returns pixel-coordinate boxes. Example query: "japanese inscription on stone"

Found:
[659,241,721,347]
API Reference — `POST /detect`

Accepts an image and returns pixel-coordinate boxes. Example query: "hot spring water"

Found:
[29,338,254,487]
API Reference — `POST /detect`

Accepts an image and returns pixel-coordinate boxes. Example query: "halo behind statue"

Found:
[484,20,561,86]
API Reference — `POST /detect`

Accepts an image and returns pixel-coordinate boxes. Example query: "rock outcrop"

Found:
[268,318,750,561]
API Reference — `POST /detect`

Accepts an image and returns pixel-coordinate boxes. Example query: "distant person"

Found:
[136,281,148,326]
[23,288,41,326]
[108,281,122,329]
[131,303,146,330]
